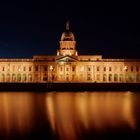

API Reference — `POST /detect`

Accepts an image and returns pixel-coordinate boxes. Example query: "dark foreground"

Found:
[0,82,140,91]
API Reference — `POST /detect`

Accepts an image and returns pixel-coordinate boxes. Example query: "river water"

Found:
[0,91,140,140]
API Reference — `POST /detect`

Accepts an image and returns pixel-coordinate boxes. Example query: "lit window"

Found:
[109,74,112,81]
[60,67,63,71]
[119,74,123,82]
[72,74,75,80]
[23,66,26,71]
[72,66,75,72]
[18,65,21,72]
[6,74,10,82]
[131,66,133,72]
[129,73,134,81]
[114,74,118,82]
[23,74,27,82]
[1,74,5,82]
[2,66,5,71]
[97,66,100,71]
[88,67,91,71]
[12,74,16,82]
[125,74,129,81]
[29,66,32,71]
[103,74,107,81]
[87,74,91,80]
[28,74,32,82]
[17,74,21,82]
[136,74,139,82]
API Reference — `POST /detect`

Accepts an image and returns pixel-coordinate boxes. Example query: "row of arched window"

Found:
[96,73,139,82]
[0,74,32,82]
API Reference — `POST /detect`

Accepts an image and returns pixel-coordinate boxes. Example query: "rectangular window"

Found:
[29,66,32,71]
[72,66,75,72]
[136,66,139,72]
[119,74,123,82]
[109,67,112,71]
[35,66,38,71]
[97,66,100,71]
[44,66,47,71]
[131,66,133,72]
[2,66,5,71]
[104,67,106,71]
[87,74,91,80]
[88,67,91,71]
[23,66,26,71]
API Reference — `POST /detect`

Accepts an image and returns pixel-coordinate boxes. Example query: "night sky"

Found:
[0,1,140,59]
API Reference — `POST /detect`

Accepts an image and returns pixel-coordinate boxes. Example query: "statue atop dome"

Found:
[66,20,70,30]
[61,21,75,41]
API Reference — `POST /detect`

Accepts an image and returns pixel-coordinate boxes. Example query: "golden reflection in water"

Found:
[0,92,34,135]
[45,92,135,140]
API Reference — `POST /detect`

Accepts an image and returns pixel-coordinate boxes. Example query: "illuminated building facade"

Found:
[0,21,140,83]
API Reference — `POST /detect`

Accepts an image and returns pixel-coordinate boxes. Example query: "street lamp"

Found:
[124,66,128,71]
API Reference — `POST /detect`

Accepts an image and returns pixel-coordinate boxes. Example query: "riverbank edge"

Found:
[0,83,140,91]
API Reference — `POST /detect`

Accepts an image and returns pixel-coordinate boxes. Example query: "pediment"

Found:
[56,55,78,62]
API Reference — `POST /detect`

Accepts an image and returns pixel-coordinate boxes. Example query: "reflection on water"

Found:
[46,92,135,140]
[0,91,137,139]
[0,92,34,135]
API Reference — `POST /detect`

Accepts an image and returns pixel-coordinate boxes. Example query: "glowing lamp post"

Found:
[124,66,128,71]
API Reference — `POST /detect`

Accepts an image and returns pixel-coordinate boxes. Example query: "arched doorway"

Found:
[17,74,21,82]
[12,74,16,82]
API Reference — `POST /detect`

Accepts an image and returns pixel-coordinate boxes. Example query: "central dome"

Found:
[61,31,75,41]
